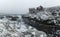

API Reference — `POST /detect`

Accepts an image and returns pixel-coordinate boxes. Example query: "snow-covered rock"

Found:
[0,15,47,37]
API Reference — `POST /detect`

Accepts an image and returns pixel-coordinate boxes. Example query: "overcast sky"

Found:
[0,0,60,14]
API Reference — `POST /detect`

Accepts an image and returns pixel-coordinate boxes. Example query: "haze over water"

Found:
[0,0,60,14]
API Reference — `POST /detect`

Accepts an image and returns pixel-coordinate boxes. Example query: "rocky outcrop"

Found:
[22,6,60,37]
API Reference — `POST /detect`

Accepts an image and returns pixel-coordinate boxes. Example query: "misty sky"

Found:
[0,0,60,14]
